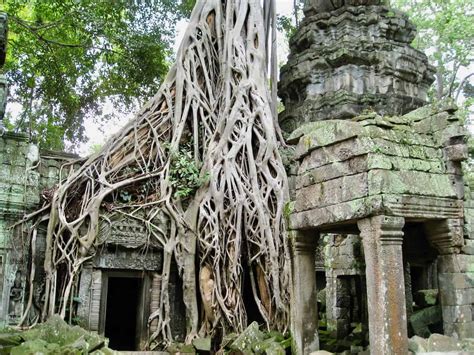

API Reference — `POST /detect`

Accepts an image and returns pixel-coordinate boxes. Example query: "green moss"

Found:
[284,201,295,219]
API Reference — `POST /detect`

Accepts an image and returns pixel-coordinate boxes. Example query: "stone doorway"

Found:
[100,272,148,351]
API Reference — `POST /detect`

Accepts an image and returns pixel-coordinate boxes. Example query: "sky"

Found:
[78,0,295,156]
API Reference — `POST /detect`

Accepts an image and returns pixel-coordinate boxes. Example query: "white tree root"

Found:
[20,0,290,348]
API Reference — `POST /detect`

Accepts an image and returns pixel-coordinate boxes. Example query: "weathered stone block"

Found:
[290,196,383,229]
[434,125,467,146]
[438,273,474,289]
[442,305,473,324]
[296,155,368,188]
[462,240,474,255]
[427,333,462,351]
[295,173,368,212]
[445,144,468,162]
[408,335,428,353]
[298,136,372,170]
[443,321,474,339]
[289,120,362,147]
[368,169,457,198]
[414,289,439,307]
[438,255,474,273]
[440,287,474,306]
[410,306,442,338]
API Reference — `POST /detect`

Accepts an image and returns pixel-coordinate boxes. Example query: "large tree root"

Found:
[19,0,290,348]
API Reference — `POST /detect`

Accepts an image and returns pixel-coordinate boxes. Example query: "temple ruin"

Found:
[280,0,473,353]
[0,0,473,354]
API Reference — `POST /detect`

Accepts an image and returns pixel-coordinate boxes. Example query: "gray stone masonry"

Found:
[280,1,472,351]
[279,1,435,133]
[290,231,320,354]
[358,215,408,354]
[289,103,467,232]
[0,133,78,327]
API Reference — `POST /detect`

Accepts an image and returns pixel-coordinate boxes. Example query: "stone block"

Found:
[442,305,473,324]
[368,169,457,198]
[445,144,468,162]
[362,125,435,146]
[438,255,474,273]
[290,196,383,230]
[410,306,442,338]
[295,173,368,212]
[414,289,439,307]
[461,338,474,351]
[438,273,474,289]
[408,335,428,353]
[291,120,362,151]
[440,287,474,306]
[443,321,474,339]
[427,333,462,352]
[296,155,368,188]
[462,240,474,255]
[434,125,467,146]
[25,144,39,163]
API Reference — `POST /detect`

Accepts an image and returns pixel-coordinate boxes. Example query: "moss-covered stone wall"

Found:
[0,132,74,326]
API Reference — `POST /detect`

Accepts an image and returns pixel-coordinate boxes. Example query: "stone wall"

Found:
[0,132,40,326]
[0,132,75,326]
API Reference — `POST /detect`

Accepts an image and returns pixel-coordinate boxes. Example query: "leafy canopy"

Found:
[1,0,193,150]
[391,0,474,103]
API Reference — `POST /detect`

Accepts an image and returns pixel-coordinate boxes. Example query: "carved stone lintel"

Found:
[358,215,408,355]
[425,219,464,255]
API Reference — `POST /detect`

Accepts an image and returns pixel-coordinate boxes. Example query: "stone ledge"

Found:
[290,194,463,230]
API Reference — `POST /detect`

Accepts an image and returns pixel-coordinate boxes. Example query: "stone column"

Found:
[358,215,408,354]
[289,231,319,355]
[425,219,473,338]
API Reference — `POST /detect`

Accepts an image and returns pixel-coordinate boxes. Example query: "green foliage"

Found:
[391,0,474,104]
[0,316,112,354]
[0,0,191,150]
[168,143,208,199]
[276,15,296,41]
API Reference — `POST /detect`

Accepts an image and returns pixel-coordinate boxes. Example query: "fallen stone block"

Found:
[427,333,462,352]
[410,306,442,338]
[414,289,439,307]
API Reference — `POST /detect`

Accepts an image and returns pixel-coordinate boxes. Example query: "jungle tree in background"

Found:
[391,0,474,105]
[0,0,194,150]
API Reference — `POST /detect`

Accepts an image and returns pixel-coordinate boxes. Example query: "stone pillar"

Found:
[425,219,474,338]
[437,254,474,338]
[358,215,408,355]
[290,231,319,355]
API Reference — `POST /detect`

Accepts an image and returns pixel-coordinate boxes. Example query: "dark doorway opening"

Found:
[104,276,142,350]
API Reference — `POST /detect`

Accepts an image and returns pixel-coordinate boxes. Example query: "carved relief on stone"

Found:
[93,247,163,271]
[8,270,24,324]
[97,211,165,249]
[279,3,435,131]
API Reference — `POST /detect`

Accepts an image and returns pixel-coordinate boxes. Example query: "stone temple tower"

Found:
[280,1,473,354]
[279,0,435,133]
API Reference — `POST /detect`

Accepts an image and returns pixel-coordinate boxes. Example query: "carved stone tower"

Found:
[281,1,472,354]
[279,0,435,132]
